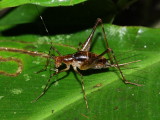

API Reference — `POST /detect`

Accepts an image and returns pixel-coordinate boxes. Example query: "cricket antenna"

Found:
[30,1,62,75]
[31,1,61,56]
[33,3,52,43]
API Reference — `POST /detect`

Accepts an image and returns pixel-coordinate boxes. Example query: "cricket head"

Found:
[55,56,62,68]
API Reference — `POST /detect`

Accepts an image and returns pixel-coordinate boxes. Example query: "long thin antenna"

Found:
[33,4,52,42]
[30,1,62,75]
[31,1,62,56]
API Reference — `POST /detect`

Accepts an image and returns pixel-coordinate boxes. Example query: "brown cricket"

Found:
[31,18,141,108]
[0,18,141,109]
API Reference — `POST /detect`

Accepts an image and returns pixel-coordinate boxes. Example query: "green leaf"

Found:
[0,0,87,9]
[0,5,45,31]
[0,24,160,120]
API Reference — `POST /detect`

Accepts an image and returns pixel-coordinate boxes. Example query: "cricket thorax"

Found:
[55,51,96,68]
[73,51,96,61]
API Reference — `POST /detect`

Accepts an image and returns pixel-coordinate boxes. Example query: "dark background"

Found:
[1,0,160,36]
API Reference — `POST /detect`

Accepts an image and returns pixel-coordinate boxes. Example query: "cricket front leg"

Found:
[73,67,89,109]
[36,46,62,73]
[32,65,70,103]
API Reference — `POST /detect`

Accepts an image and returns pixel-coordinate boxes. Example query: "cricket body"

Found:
[32,18,141,109]
[55,51,111,70]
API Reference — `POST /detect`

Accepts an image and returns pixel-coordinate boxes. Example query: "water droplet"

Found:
[42,85,46,89]
[35,2,40,5]
[144,45,147,48]
[41,74,46,77]
[32,60,40,65]
[0,96,4,100]
[54,81,59,86]
[138,29,143,34]
[11,89,23,95]
[23,74,31,81]
[58,0,66,2]
[66,35,71,39]
[119,27,127,39]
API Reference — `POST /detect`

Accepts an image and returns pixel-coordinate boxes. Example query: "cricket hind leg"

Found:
[80,18,108,52]
[36,46,62,73]
[32,65,70,103]
[73,67,89,109]
[95,49,142,86]
[106,48,142,86]
[90,19,142,86]
[80,18,114,64]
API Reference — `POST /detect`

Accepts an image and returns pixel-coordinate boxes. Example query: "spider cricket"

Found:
[0,18,142,109]
[32,18,142,109]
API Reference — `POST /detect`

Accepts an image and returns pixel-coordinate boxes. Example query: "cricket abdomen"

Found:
[55,51,96,68]
[55,51,110,70]
[91,58,111,69]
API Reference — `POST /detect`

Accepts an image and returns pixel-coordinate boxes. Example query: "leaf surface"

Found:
[0,0,87,9]
[0,24,160,120]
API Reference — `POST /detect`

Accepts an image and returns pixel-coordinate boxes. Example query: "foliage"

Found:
[0,0,160,120]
